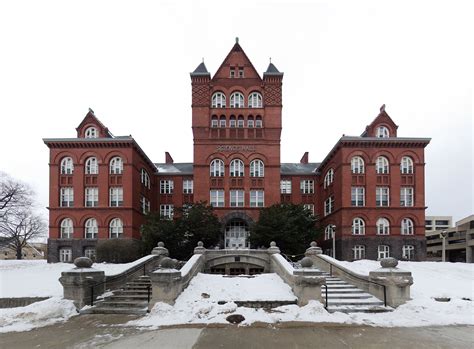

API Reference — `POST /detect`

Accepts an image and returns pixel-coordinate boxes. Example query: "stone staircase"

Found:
[321,272,393,313]
[82,275,152,315]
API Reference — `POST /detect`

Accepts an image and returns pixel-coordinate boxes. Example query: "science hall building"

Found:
[44,40,430,263]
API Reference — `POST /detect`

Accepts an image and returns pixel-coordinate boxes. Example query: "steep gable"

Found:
[76,108,112,138]
[361,104,398,137]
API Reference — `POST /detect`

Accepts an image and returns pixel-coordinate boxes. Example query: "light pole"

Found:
[332,225,336,259]
[440,230,448,262]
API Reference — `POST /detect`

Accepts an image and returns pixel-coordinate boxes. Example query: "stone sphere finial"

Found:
[157,241,165,247]
[152,241,169,256]
[74,257,93,268]
[197,241,204,247]
[159,257,178,269]
[267,241,280,254]
[380,257,398,268]
[310,241,317,247]
[270,241,277,247]
[300,257,314,268]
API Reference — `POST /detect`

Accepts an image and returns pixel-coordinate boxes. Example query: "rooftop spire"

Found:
[235,37,239,44]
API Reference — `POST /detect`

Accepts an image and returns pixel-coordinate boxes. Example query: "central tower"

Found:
[190,40,284,248]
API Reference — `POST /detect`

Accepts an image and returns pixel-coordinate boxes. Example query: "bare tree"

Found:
[0,172,32,219]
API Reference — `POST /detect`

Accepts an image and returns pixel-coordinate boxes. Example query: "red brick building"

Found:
[44,41,430,262]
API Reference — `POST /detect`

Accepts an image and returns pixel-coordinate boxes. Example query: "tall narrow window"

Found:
[280,180,292,194]
[109,157,123,174]
[247,116,254,128]
[230,159,244,177]
[250,190,264,207]
[400,156,414,174]
[84,218,98,239]
[255,116,263,128]
[300,180,314,194]
[376,156,389,174]
[353,245,366,260]
[400,187,414,207]
[304,204,315,215]
[324,169,334,188]
[183,179,193,194]
[109,218,123,238]
[85,127,98,138]
[141,169,151,189]
[60,157,74,174]
[210,159,224,177]
[376,187,390,207]
[210,190,224,207]
[376,217,390,235]
[248,92,263,108]
[229,116,236,128]
[324,196,334,216]
[378,245,390,259]
[160,205,174,219]
[352,218,365,235]
[60,218,73,239]
[402,245,415,260]
[141,196,150,214]
[238,67,244,78]
[250,159,264,177]
[401,218,414,235]
[211,116,218,128]
[60,187,74,207]
[211,92,226,108]
[230,190,245,207]
[219,116,226,128]
[351,187,365,206]
[109,187,123,207]
[237,116,244,128]
[351,156,365,174]
[376,126,390,138]
[230,92,244,108]
[160,180,174,194]
[85,157,98,175]
[85,187,98,207]
[324,225,335,240]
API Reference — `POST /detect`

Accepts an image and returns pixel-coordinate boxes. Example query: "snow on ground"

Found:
[0,297,77,333]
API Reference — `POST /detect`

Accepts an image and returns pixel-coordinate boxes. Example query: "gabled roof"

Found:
[361,104,398,137]
[212,39,262,80]
[190,62,210,77]
[75,108,112,138]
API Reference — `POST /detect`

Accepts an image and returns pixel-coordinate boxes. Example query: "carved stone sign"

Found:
[216,145,256,152]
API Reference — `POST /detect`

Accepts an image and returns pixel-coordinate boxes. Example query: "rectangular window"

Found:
[300,180,314,194]
[160,180,174,194]
[376,187,389,207]
[229,119,236,128]
[183,179,193,194]
[324,196,334,216]
[250,190,264,207]
[400,187,414,207]
[351,187,365,206]
[247,119,254,128]
[109,187,123,207]
[160,204,173,219]
[402,245,415,260]
[84,248,96,260]
[303,204,314,215]
[141,196,150,214]
[237,118,244,128]
[353,245,365,260]
[210,190,224,207]
[238,67,244,78]
[377,245,390,259]
[280,180,292,194]
[60,187,74,207]
[230,190,245,207]
[85,187,98,207]
[219,119,226,128]
[59,248,72,262]
[230,68,235,78]
[211,118,218,128]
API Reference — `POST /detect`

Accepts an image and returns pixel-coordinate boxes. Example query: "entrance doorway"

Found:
[225,219,249,249]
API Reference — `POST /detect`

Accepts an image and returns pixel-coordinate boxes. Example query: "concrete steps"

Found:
[321,272,393,314]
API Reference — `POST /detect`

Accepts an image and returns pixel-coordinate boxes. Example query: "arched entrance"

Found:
[225,219,249,248]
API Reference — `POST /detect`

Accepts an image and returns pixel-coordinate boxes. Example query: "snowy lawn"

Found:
[130,262,474,329]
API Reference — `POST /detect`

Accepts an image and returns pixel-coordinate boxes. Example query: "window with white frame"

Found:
[183,179,193,194]
[211,116,218,128]
[351,156,365,174]
[238,67,244,77]
[60,187,74,207]
[211,92,226,108]
[324,168,334,188]
[60,218,73,238]
[60,157,74,174]
[230,68,235,78]
[280,180,292,194]
[229,116,236,128]
[248,92,263,108]
[141,196,150,214]
[376,126,390,138]
[250,190,264,207]
[230,159,244,177]
[351,187,365,206]
[210,159,224,177]
[84,218,98,239]
[85,127,98,138]
[352,217,365,235]
[230,190,245,207]
[230,92,244,108]
[303,204,315,215]
[300,180,314,194]
[376,156,389,174]
[378,245,390,259]
[376,187,389,207]
[250,159,264,177]
[160,205,174,219]
[324,225,335,240]
[85,187,98,207]
[160,180,174,194]
[401,218,414,235]
[109,157,123,174]
[210,190,224,207]
[255,116,263,128]
[324,196,334,216]
[141,169,151,189]
[109,187,123,207]
[400,187,414,207]
[219,116,226,128]
[400,156,414,174]
[402,245,415,260]
[109,218,123,238]
[247,116,254,128]
[84,247,96,260]
[85,157,98,175]
[237,116,244,128]
[59,248,72,262]
[353,245,366,260]
[376,217,390,235]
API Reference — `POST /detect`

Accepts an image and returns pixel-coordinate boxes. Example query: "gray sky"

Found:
[0,0,472,223]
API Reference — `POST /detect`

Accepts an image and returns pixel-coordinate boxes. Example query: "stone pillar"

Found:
[293,275,326,305]
[194,241,206,254]
[368,257,413,308]
[150,257,182,306]
[152,241,169,257]
[59,257,105,309]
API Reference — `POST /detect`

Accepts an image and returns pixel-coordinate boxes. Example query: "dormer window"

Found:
[85,127,98,138]
[376,126,390,138]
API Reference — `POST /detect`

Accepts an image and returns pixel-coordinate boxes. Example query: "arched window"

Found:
[230,159,244,177]
[219,115,226,128]
[352,218,365,235]
[237,115,244,128]
[376,156,389,174]
[401,156,414,174]
[250,159,264,177]
[229,115,236,128]
[60,157,74,175]
[211,115,218,128]
[85,127,98,138]
[141,169,150,188]
[255,116,263,128]
[376,126,390,138]
[84,218,98,239]
[211,92,226,108]
[85,157,98,175]
[324,225,335,240]
[376,217,390,235]
[60,218,73,239]
[109,157,123,174]
[109,218,123,238]
[351,156,364,174]
[210,159,224,177]
[248,92,262,108]
[324,168,334,188]
[401,218,414,235]
[247,116,254,128]
[230,92,244,108]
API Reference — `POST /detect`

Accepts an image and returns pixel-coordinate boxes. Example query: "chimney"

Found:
[165,152,174,164]
[300,152,309,164]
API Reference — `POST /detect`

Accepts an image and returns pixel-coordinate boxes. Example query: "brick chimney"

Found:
[300,152,309,164]
[165,152,174,164]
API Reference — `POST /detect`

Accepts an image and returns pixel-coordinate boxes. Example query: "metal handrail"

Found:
[321,284,328,309]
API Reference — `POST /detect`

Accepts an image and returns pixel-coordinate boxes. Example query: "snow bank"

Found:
[0,297,77,333]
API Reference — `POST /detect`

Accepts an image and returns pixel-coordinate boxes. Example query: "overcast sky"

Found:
[0,0,472,224]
